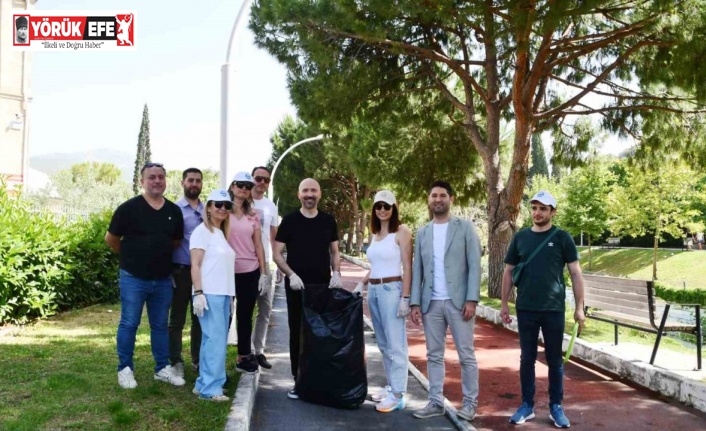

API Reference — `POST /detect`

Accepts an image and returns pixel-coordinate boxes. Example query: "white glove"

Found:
[397,298,411,318]
[258,273,269,296]
[289,273,305,291]
[193,294,208,318]
[352,282,364,297]
[329,271,343,289]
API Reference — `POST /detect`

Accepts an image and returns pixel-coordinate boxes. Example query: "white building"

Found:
[0,0,36,193]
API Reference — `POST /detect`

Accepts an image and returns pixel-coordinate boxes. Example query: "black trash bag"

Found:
[296,284,367,409]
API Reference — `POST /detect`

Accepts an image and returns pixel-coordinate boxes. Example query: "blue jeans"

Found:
[117,269,173,373]
[368,281,408,394]
[517,310,565,406]
[195,294,231,398]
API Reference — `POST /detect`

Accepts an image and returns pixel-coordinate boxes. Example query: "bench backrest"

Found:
[584,274,656,322]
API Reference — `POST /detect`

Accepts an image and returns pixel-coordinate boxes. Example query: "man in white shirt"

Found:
[410,180,482,422]
[250,166,280,369]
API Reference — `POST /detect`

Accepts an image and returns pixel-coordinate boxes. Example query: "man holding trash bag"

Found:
[273,178,352,402]
[500,190,585,428]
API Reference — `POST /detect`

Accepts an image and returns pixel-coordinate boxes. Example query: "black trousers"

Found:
[169,265,202,366]
[235,269,261,356]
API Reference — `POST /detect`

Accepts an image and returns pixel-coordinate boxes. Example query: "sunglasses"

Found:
[254,176,271,184]
[233,181,254,190]
[374,202,392,211]
[213,201,234,210]
[194,210,204,223]
[141,162,164,173]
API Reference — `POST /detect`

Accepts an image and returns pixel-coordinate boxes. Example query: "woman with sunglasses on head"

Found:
[190,189,236,402]
[353,190,413,413]
[227,172,267,374]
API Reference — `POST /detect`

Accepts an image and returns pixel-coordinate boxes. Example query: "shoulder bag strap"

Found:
[523,227,560,265]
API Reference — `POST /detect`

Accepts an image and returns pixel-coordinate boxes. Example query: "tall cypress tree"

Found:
[132,104,152,195]
[527,134,549,184]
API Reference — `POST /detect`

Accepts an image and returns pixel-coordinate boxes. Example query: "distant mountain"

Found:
[30,148,134,182]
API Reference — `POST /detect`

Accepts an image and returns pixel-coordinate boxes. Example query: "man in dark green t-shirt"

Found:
[500,190,585,429]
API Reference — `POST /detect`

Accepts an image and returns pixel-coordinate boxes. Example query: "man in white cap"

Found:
[500,190,585,428]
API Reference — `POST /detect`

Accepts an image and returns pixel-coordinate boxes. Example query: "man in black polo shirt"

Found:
[500,190,585,428]
[105,162,186,389]
[273,178,342,400]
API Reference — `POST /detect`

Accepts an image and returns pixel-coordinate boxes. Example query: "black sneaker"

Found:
[287,388,299,400]
[235,356,259,375]
[256,353,272,369]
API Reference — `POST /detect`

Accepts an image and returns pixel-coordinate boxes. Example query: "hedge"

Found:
[0,185,119,324]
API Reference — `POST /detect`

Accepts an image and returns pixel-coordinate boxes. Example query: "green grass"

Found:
[0,304,240,431]
[578,247,706,290]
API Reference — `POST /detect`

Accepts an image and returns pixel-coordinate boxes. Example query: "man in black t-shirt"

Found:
[500,191,585,428]
[105,162,186,389]
[273,178,342,400]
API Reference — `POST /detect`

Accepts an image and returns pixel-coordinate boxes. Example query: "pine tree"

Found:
[527,134,548,185]
[132,104,151,195]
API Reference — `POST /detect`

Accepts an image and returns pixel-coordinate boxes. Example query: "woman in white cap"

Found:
[353,190,413,412]
[190,189,236,402]
[227,172,267,374]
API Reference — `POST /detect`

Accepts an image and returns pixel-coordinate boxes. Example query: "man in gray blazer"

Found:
[410,180,481,422]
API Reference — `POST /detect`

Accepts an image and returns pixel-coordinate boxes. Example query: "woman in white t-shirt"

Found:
[353,190,413,413]
[190,189,236,402]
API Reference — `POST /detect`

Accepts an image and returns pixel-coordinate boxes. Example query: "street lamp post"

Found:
[268,134,325,203]
[220,0,254,188]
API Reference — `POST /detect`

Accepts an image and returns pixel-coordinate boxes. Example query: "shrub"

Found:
[0,185,71,324]
[59,210,120,309]
[0,184,120,325]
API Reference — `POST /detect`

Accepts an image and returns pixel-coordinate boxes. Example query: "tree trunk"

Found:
[484,118,532,299]
[346,221,354,254]
[652,233,659,281]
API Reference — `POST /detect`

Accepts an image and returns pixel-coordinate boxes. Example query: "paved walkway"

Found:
[250,277,455,430]
[339,260,706,431]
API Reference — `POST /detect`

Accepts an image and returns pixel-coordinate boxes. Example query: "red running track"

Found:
[340,259,706,430]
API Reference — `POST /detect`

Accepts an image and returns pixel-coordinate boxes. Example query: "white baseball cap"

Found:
[530,190,557,208]
[231,171,255,184]
[206,189,233,202]
[373,190,396,206]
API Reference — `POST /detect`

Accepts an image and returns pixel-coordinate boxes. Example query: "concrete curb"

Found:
[224,371,260,431]
[348,254,477,431]
[343,254,706,415]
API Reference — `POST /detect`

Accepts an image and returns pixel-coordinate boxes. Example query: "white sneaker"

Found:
[172,362,185,379]
[376,392,405,412]
[118,367,137,389]
[371,385,390,402]
[154,365,186,386]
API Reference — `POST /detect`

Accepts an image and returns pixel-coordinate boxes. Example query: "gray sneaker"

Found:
[172,362,185,379]
[413,402,445,419]
[457,403,476,421]
[154,365,186,386]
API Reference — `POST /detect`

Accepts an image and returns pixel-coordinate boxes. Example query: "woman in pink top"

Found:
[227,171,267,374]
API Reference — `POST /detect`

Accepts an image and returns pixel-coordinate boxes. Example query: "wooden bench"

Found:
[583,274,702,370]
[604,237,620,248]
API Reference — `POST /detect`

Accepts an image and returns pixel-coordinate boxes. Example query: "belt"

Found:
[369,276,402,285]
[173,264,191,269]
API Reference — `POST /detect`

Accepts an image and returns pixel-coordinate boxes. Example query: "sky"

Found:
[28,0,295,180]
[26,0,631,182]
